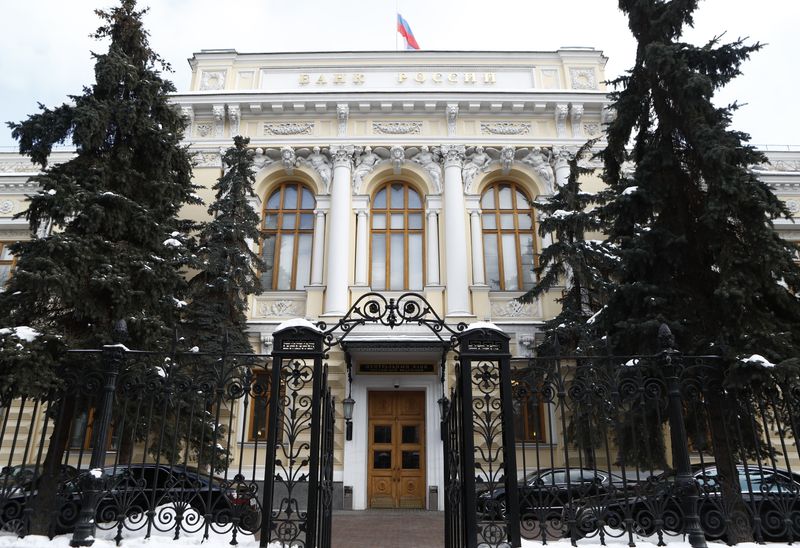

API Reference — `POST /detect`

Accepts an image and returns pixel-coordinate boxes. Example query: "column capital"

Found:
[440,144,466,168]
[467,207,482,216]
[355,208,369,218]
[329,144,355,168]
[313,208,327,216]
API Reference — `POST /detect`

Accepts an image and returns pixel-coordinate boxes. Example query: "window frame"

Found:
[369,181,426,291]
[259,182,316,291]
[247,369,284,443]
[480,181,537,291]
[514,392,548,444]
[0,241,17,288]
[68,407,119,451]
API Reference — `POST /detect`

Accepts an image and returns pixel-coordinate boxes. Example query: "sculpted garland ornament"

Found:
[372,121,422,135]
[264,122,315,136]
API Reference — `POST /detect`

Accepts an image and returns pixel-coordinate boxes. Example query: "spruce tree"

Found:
[598,0,800,540]
[518,141,616,465]
[1,0,197,533]
[184,136,265,355]
[519,140,613,352]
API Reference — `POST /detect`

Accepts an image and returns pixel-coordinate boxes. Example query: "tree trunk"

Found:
[705,387,753,544]
[28,394,74,537]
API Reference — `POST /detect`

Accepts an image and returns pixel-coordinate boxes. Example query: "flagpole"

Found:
[395,0,399,51]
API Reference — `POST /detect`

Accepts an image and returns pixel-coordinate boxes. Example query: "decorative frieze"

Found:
[200,71,226,91]
[192,151,222,168]
[569,67,597,90]
[0,200,14,214]
[491,299,533,318]
[256,299,303,318]
[196,123,212,138]
[583,122,601,137]
[0,161,37,173]
[755,160,800,173]
[264,122,315,136]
[372,121,422,135]
[480,122,531,136]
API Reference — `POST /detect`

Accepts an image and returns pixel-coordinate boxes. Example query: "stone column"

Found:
[426,210,440,285]
[354,208,369,286]
[441,145,470,316]
[469,209,485,285]
[324,145,354,315]
[310,209,326,285]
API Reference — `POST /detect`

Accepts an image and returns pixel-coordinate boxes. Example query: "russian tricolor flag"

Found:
[397,14,420,50]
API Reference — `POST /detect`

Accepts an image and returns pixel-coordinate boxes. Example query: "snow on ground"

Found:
[2,531,796,548]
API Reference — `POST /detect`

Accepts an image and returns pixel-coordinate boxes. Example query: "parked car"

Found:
[0,464,260,536]
[575,465,800,541]
[476,468,633,528]
[0,464,80,535]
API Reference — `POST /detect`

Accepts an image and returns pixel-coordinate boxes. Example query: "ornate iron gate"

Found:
[444,326,522,548]
[261,292,519,548]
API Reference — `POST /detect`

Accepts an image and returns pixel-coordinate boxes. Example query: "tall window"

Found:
[370,182,424,290]
[514,396,548,443]
[261,183,315,290]
[0,242,16,288]
[481,182,536,291]
[248,370,283,443]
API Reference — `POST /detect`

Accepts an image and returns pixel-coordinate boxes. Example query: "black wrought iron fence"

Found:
[0,343,275,546]
[506,330,800,546]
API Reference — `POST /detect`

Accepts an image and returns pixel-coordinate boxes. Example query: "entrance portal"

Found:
[367,391,426,509]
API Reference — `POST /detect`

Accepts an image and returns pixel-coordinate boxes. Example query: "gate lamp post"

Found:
[343,396,355,441]
[437,396,448,441]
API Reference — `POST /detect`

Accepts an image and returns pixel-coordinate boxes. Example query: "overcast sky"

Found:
[1,0,797,149]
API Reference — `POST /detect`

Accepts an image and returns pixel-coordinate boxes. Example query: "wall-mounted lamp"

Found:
[343,396,355,441]
[437,396,449,441]
[344,355,355,441]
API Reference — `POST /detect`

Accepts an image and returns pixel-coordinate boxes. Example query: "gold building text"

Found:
[298,72,497,85]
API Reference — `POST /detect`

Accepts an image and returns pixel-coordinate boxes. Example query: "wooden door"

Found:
[367,391,426,509]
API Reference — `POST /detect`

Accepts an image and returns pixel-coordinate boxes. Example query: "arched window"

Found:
[370,182,424,291]
[481,182,536,291]
[260,183,315,290]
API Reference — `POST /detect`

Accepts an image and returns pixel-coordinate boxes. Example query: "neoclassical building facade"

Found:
[2,49,800,511]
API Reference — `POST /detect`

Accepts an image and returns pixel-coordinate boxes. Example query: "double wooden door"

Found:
[367,391,426,509]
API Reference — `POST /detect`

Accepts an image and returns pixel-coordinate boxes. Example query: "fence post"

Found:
[70,324,125,547]
[456,325,520,548]
[659,324,707,548]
